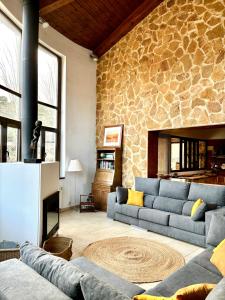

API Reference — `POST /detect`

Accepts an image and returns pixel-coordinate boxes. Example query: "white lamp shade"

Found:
[68,159,83,172]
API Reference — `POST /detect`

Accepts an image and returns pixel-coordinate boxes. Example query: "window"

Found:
[37,46,61,162]
[170,136,207,172]
[0,12,21,162]
[0,11,61,163]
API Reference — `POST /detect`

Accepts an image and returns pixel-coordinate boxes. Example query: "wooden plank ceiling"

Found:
[40,0,163,57]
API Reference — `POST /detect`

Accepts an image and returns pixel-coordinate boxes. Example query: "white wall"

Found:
[0,0,96,208]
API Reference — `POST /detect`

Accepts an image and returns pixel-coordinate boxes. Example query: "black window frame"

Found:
[170,135,207,172]
[0,10,62,163]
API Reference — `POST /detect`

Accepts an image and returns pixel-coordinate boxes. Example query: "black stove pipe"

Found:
[21,0,39,160]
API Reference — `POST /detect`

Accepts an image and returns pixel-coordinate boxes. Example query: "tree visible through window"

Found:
[0,11,61,163]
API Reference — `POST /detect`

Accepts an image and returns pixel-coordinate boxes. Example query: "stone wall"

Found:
[96,0,225,187]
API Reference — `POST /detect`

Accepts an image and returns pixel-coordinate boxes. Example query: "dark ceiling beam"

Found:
[40,0,74,16]
[94,0,164,57]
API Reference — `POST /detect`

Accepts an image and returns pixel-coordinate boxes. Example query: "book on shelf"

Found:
[99,160,114,169]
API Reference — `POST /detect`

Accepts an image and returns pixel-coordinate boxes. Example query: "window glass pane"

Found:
[0,125,2,162]
[181,140,185,169]
[45,131,56,162]
[0,13,21,92]
[38,46,58,106]
[171,138,180,171]
[7,127,19,162]
[38,104,57,128]
[199,141,206,169]
[0,89,20,120]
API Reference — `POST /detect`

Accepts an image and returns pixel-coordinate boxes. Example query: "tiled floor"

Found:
[59,209,204,290]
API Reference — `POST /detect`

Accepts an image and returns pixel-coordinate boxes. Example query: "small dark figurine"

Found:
[30,120,42,159]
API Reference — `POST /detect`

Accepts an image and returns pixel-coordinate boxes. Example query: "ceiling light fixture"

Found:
[39,17,49,29]
[90,52,98,62]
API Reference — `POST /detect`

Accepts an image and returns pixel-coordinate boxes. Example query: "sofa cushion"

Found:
[153,196,186,214]
[188,183,225,206]
[135,177,160,196]
[145,262,222,297]
[206,277,225,300]
[0,259,71,300]
[169,214,205,235]
[71,256,145,298]
[127,189,144,207]
[80,273,130,300]
[115,213,139,226]
[191,202,207,221]
[207,214,225,247]
[115,203,140,218]
[190,249,222,276]
[182,201,195,216]
[159,180,190,200]
[116,187,128,204]
[191,198,204,217]
[144,195,156,208]
[210,239,225,277]
[138,208,170,226]
[20,242,84,300]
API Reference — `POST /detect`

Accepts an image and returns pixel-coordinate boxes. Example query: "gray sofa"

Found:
[146,248,225,299]
[107,177,225,247]
[0,242,225,299]
[0,242,144,300]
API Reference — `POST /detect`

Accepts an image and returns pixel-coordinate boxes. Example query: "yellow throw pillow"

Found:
[175,283,215,300]
[127,189,144,207]
[191,198,204,217]
[210,240,225,276]
[133,295,172,300]
[133,284,215,300]
[213,238,225,253]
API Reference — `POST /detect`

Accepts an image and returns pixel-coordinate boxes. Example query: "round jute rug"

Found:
[82,236,185,283]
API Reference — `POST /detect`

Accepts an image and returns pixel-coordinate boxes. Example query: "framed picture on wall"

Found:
[103,125,123,148]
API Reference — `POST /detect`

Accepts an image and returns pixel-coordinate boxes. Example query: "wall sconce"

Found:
[90,52,98,62]
[39,17,49,29]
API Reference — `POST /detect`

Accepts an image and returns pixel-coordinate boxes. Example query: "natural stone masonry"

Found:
[96,0,225,187]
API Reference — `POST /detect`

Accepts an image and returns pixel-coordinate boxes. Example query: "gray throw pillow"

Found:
[191,202,207,221]
[116,187,128,204]
[206,277,225,300]
[20,242,84,300]
[80,273,130,300]
[206,215,225,247]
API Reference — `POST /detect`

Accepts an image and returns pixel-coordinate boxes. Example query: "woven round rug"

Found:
[82,236,185,283]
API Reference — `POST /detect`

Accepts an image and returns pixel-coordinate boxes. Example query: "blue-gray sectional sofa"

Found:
[107,177,225,247]
[0,242,225,299]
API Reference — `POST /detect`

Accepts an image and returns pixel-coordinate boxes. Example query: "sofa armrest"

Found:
[205,207,225,236]
[107,192,117,219]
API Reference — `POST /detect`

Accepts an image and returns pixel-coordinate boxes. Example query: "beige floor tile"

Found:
[60,210,204,291]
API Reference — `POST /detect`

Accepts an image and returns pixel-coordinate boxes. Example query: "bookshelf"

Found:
[92,147,122,211]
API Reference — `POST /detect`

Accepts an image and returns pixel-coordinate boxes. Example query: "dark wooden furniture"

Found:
[92,147,122,211]
[80,194,95,213]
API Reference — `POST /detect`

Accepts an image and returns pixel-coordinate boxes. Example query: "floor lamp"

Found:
[68,159,83,207]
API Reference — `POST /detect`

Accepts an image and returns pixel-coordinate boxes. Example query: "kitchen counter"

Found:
[170,173,225,185]
[177,174,217,180]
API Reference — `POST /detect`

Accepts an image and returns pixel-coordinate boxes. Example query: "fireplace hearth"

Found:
[42,191,59,242]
